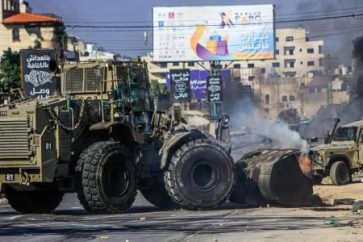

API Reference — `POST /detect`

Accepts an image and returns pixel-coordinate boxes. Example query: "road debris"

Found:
[352,200,363,213]
[324,216,338,226]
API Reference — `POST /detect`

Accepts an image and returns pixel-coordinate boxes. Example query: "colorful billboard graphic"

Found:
[153,5,275,61]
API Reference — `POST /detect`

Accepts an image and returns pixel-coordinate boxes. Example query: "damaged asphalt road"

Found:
[0,193,362,242]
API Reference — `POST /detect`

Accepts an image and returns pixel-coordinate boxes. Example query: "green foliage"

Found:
[0,48,20,91]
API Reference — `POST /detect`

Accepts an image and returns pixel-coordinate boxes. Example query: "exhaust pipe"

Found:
[327,118,340,144]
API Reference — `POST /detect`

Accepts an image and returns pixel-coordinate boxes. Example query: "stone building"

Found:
[0,0,65,55]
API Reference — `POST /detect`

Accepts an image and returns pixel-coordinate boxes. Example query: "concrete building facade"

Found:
[0,0,64,55]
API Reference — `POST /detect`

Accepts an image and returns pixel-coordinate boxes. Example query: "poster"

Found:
[20,49,55,99]
[153,5,275,61]
[166,69,231,100]
[207,75,223,102]
[170,69,191,102]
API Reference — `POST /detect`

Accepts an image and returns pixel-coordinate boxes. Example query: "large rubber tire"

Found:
[5,186,63,214]
[139,177,178,209]
[76,141,137,213]
[330,161,350,185]
[164,139,235,210]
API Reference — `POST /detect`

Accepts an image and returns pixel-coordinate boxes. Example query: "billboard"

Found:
[20,49,55,99]
[153,5,275,61]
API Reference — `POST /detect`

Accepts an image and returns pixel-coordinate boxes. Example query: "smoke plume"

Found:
[230,98,309,153]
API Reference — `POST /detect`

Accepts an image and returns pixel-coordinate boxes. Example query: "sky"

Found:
[27,0,363,65]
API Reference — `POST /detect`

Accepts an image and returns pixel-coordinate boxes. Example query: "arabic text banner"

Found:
[153,4,275,61]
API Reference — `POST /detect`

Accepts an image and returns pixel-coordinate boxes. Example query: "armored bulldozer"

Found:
[310,119,363,185]
[0,60,235,213]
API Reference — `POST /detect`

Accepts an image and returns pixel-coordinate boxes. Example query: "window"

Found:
[172,62,179,66]
[233,63,241,68]
[261,68,266,74]
[272,62,280,68]
[284,47,295,56]
[307,61,315,66]
[248,76,255,81]
[319,45,323,54]
[275,37,279,42]
[282,95,288,102]
[284,72,296,77]
[284,59,295,68]
[12,28,19,41]
[289,95,295,101]
[285,36,294,42]
[160,62,167,68]
[188,61,195,67]
[275,49,279,55]
[265,94,270,104]
[247,63,255,68]
[307,48,314,54]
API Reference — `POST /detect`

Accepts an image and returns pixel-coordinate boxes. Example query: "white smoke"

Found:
[232,104,309,153]
[246,115,309,153]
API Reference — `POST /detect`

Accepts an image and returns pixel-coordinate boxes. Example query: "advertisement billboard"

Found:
[153,5,275,61]
[20,49,55,99]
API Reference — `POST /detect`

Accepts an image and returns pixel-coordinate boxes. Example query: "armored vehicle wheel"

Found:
[76,141,137,213]
[164,139,235,210]
[330,161,350,185]
[5,186,63,213]
[139,177,178,209]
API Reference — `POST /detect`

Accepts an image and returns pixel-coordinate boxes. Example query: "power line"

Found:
[61,5,363,24]
[64,12,363,29]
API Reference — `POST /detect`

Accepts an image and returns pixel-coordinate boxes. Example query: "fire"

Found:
[298,153,312,178]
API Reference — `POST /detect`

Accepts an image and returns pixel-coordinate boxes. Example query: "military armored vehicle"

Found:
[0,60,235,213]
[310,119,363,185]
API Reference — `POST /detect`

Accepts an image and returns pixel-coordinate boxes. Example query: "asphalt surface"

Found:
[1,193,362,242]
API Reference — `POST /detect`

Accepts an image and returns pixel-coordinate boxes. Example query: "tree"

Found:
[0,48,20,91]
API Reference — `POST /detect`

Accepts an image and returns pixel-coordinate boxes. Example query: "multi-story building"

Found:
[0,0,65,55]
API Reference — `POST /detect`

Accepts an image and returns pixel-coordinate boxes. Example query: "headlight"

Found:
[311,151,323,165]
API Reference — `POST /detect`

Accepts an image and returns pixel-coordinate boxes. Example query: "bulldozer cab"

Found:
[62,61,154,134]
[114,63,153,113]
